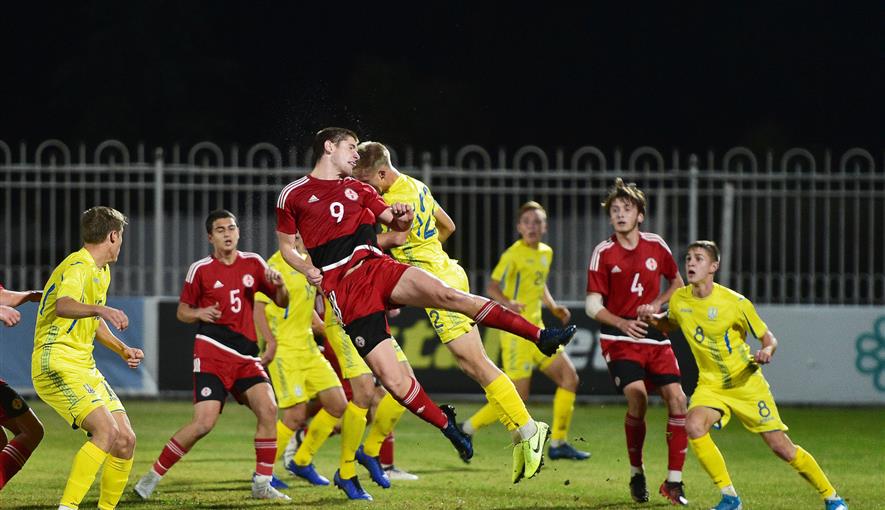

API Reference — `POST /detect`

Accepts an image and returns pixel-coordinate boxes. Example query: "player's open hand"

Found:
[101,306,129,331]
[0,305,21,327]
[265,267,284,287]
[197,303,222,323]
[619,318,648,340]
[305,266,323,287]
[504,299,525,313]
[552,305,571,325]
[122,347,144,368]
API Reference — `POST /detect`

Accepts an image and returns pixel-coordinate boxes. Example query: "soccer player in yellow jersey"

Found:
[464,201,589,461]
[640,241,847,510]
[253,238,352,491]
[32,206,144,510]
[354,142,552,484]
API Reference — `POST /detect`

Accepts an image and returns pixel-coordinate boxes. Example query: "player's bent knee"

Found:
[684,418,708,439]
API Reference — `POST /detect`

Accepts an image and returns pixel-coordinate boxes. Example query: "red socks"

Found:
[392,377,448,429]
[0,439,32,488]
[625,413,646,468]
[153,438,188,476]
[380,433,394,465]
[254,438,277,476]
[666,414,688,471]
[473,301,540,341]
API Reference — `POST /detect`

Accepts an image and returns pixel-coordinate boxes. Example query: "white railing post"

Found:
[688,154,699,245]
[153,148,165,296]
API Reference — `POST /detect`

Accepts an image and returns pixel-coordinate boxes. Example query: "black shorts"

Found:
[607,360,681,393]
[344,311,392,358]
[0,381,30,422]
[193,372,268,409]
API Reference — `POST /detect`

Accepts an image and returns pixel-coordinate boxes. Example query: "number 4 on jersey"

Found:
[630,273,644,296]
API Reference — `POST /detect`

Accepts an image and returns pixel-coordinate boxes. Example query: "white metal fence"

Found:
[1,139,883,305]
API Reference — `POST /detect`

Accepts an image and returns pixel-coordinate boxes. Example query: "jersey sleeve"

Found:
[179,270,201,307]
[659,243,679,280]
[736,297,768,339]
[252,257,277,298]
[490,248,514,282]
[358,181,390,217]
[57,263,88,301]
[276,190,298,235]
[586,252,609,297]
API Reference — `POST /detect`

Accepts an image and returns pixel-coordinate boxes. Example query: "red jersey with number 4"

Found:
[586,232,678,318]
[276,175,389,287]
[180,252,275,348]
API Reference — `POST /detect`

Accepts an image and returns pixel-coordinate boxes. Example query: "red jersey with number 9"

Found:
[586,232,678,318]
[276,175,389,287]
[180,251,276,342]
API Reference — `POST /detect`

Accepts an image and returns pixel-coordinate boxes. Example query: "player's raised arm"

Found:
[377,203,414,232]
[277,230,322,287]
[56,296,129,331]
[433,205,456,243]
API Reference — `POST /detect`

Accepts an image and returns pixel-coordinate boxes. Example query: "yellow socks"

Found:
[363,393,406,457]
[551,387,576,443]
[485,374,530,431]
[688,433,732,489]
[60,441,108,509]
[275,420,296,461]
[789,446,837,499]
[293,409,338,467]
[98,455,133,510]
[338,403,368,479]
[465,402,501,434]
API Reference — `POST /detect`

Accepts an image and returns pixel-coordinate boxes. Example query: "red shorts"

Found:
[325,256,410,325]
[193,336,269,403]
[600,340,681,391]
[0,381,29,422]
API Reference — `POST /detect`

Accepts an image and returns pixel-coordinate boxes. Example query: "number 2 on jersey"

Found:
[630,273,644,296]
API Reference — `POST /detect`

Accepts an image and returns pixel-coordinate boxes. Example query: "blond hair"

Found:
[353,141,392,180]
[518,200,547,219]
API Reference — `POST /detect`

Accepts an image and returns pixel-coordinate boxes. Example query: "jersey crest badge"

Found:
[540,256,548,266]
[242,274,254,288]
[344,188,358,201]
[213,280,224,289]
[611,265,622,273]
[308,194,320,203]
[645,257,658,271]
[707,306,718,320]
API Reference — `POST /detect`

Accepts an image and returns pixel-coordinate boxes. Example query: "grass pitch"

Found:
[1,400,882,509]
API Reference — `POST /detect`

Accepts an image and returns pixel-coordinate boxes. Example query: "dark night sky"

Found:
[1,1,882,155]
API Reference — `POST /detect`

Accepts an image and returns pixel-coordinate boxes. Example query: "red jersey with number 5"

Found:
[276,175,389,286]
[586,232,678,318]
[180,251,275,347]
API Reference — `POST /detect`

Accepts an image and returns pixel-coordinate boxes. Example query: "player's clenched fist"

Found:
[197,303,222,323]
[265,267,284,287]
[0,305,22,327]
[123,347,145,368]
[101,306,129,331]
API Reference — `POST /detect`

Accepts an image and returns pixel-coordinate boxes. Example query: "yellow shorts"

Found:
[421,259,474,343]
[268,349,341,409]
[32,353,124,429]
[500,331,561,380]
[325,318,407,380]
[689,372,788,433]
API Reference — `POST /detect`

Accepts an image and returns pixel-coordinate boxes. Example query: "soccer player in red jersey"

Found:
[135,210,290,501]
[585,178,690,505]
[0,283,44,491]
[276,128,576,489]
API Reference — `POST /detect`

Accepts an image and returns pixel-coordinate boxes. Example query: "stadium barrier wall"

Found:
[0,297,158,396]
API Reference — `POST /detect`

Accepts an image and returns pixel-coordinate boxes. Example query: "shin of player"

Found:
[31,207,144,510]
[585,179,689,505]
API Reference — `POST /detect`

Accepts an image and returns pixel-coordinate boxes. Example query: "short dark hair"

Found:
[81,206,128,244]
[687,240,721,262]
[602,177,647,216]
[205,209,237,234]
[312,127,358,165]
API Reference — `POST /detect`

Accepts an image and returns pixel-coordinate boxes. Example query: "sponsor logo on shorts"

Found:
[645,257,658,271]
[201,387,212,397]
[242,274,254,288]
[11,398,23,410]
[354,336,365,348]
[295,386,304,397]
[84,384,95,394]
[344,188,358,201]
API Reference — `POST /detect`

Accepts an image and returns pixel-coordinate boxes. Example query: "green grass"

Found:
[2,400,883,509]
